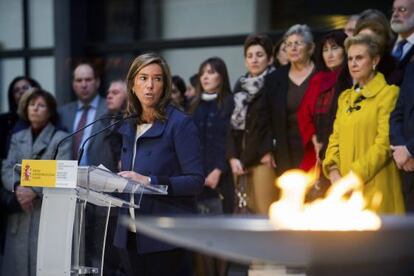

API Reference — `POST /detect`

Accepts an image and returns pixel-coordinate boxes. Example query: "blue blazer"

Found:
[114,105,204,253]
[390,62,414,156]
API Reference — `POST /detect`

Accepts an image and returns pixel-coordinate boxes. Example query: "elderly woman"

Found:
[1,89,70,275]
[265,24,317,175]
[114,53,203,275]
[227,34,278,215]
[322,34,404,214]
[297,30,347,171]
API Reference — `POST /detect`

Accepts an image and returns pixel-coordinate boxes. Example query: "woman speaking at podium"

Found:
[115,53,204,276]
[1,89,71,276]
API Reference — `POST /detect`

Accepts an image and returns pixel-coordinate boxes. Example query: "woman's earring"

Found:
[373,64,376,71]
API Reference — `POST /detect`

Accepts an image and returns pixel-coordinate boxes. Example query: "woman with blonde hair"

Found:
[323,34,404,213]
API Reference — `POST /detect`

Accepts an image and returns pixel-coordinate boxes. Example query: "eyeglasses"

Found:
[13,84,32,94]
[391,7,408,14]
[285,41,306,49]
[28,103,47,109]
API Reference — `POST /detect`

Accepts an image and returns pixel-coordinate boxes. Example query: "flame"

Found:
[269,169,381,231]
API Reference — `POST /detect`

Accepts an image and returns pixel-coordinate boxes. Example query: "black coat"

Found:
[390,62,414,211]
[263,65,293,175]
[192,95,234,212]
[227,70,276,168]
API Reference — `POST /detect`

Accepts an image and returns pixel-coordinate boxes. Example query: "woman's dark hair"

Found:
[126,52,172,123]
[7,76,41,112]
[189,57,231,113]
[354,19,391,55]
[355,9,394,52]
[21,89,58,125]
[316,30,347,71]
[244,34,273,59]
[172,75,186,96]
[273,38,287,68]
[189,74,198,88]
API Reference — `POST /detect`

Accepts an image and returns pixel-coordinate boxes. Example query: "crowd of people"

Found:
[1,0,414,275]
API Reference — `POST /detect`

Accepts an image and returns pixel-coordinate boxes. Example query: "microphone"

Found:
[77,113,138,165]
[52,113,126,160]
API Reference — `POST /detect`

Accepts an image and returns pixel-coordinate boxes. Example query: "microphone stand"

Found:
[77,113,138,165]
[52,113,125,160]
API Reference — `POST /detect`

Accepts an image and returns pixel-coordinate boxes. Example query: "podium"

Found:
[35,166,167,276]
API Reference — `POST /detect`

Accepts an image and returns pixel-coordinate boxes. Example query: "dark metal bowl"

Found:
[126,215,414,267]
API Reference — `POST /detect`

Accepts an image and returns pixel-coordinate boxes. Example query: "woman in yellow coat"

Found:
[323,34,404,214]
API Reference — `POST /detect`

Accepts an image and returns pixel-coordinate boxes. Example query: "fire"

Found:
[269,169,381,231]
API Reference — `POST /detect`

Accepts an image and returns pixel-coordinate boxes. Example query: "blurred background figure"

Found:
[323,34,404,214]
[390,0,414,71]
[297,30,347,171]
[0,76,41,272]
[190,56,234,276]
[171,75,187,111]
[265,24,317,175]
[106,79,127,115]
[354,9,402,85]
[228,34,278,215]
[390,63,414,212]
[1,89,71,276]
[273,38,289,68]
[185,73,198,111]
[344,14,360,37]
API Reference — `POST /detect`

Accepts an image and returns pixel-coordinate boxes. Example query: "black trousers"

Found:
[402,171,414,212]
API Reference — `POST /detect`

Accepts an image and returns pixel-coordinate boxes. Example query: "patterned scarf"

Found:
[231,66,275,130]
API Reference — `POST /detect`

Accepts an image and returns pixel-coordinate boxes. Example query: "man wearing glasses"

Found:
[390,0,414,71]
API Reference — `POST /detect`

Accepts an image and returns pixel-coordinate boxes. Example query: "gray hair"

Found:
[283,24,314,45]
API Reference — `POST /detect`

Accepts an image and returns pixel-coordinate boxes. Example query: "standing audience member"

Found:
[103,79,128,276]
[354,14,402,85]
[185,74,198,111]
[297,30,347,171]
[390,0,414,70]
[0,76,40,271]
[190,57,234,215]
[390,62,414,212]
[58,62,111,269]
[106,79,127,115]
[323,34,404,214]
[58,62,108,165]
[190,57,234,276]
[114,53,203,276]
[171,75,187,110]
[265,24,317,175]
[344,15,360,37]
[228,34,278,215]
[1,89,71,276]
[273,38,289,68]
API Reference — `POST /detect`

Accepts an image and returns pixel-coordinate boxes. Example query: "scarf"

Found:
[231,66,275,130]
[201,92,218,101]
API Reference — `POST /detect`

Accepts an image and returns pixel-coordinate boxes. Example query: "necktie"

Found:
[72,105,90,159]
[393,39,408,61]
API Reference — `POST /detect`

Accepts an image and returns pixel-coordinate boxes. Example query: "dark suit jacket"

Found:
[390,62,414,211]
[114,105,204,253]
[390,62,414,156]
[58,96,118,169]
[398,43,414,72]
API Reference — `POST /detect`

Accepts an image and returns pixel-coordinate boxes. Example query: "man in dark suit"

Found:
[390,62,414,212]
[390,0,414,71]
[58,62,112,269]
[58,62,109,166]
